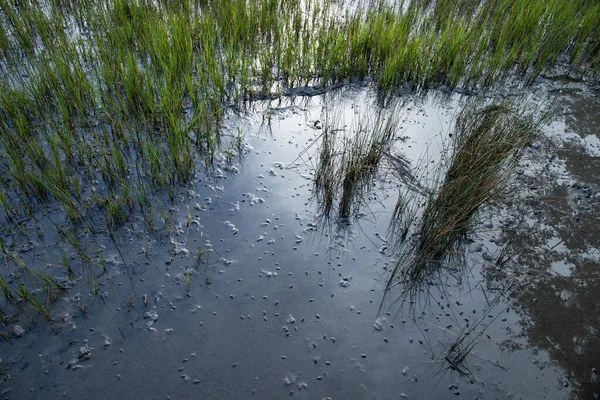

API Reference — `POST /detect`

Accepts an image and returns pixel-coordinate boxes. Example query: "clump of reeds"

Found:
[313,101,408,221]
[387,100,541,291]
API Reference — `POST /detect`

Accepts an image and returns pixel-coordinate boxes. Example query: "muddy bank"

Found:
[499,87,600,399]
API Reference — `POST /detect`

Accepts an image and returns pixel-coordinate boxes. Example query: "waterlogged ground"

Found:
[0,83,598,399]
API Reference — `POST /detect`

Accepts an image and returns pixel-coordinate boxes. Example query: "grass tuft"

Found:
[387,100,542,292]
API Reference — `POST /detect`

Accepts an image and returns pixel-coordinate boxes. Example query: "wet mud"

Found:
[501,88,600,399]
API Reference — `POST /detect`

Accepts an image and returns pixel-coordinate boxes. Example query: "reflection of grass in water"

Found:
[439,279,515,379]
[385,245,519,380]
[440,249,517,377]
[387,101,541,292]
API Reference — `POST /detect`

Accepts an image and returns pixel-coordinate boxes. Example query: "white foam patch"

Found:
[583,134,600,157]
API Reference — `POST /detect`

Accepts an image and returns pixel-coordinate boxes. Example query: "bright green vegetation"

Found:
[0,0,597,227]
[0,0,598,335]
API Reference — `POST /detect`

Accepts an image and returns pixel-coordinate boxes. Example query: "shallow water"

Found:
[0,83,598,399]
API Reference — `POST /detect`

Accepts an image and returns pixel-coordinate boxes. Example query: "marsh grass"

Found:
[0,0,597,330]
[15,284,52,321]
[0,0,596,236]
[0,273,11,301]
[53,222,90,262]
[387,100,542,292]
[313,101,413,222]
[0,242,69,336]
[181,269,192,292]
